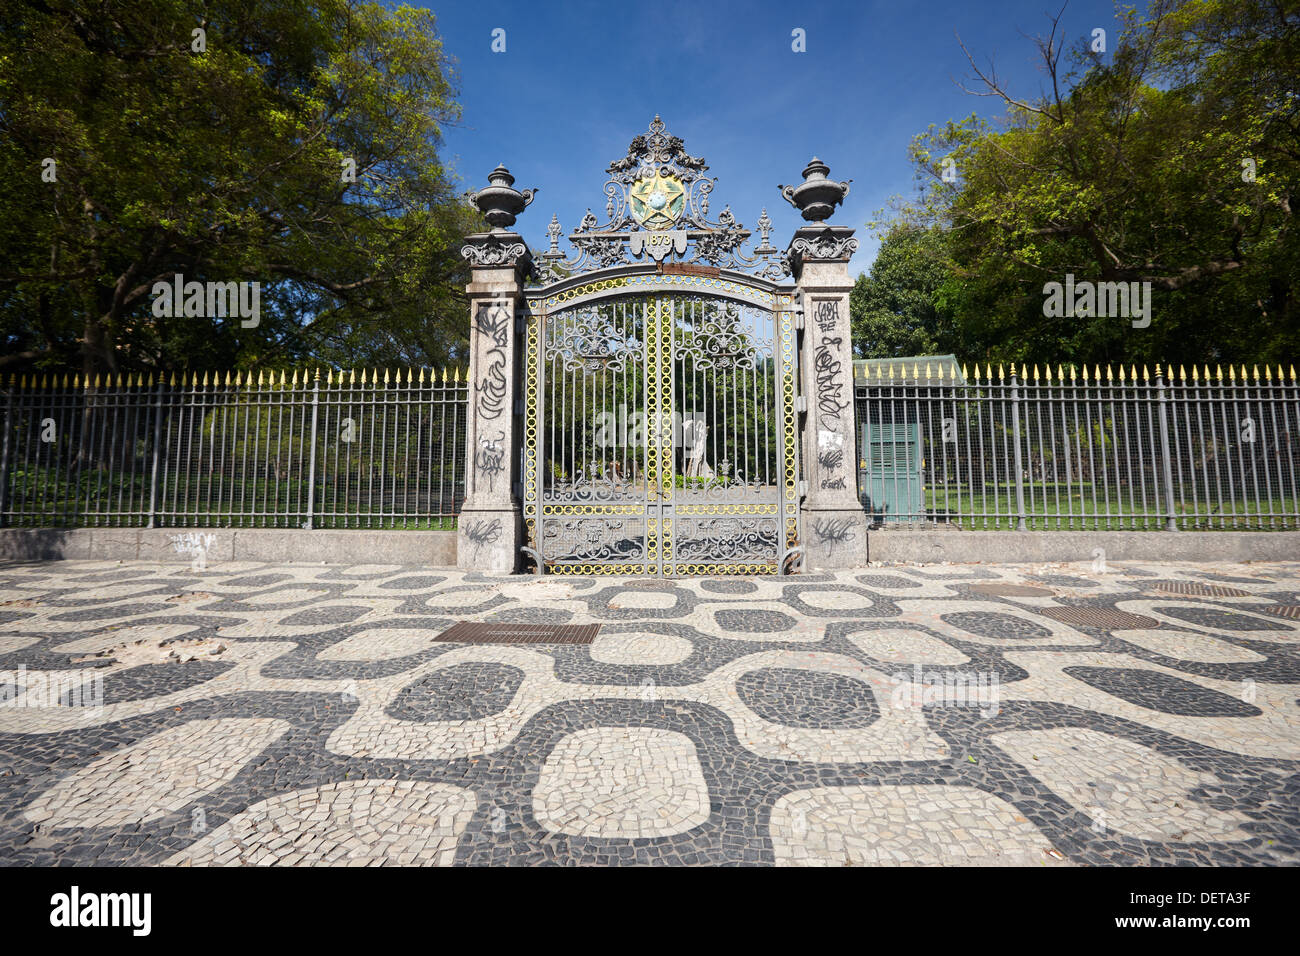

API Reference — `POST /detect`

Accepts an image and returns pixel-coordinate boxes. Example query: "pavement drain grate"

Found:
[1145,580,1253,598]
[433,622,600,645]
[1259,604,1300,619]
[968,583,1055,597]
[1037,606,1161,629]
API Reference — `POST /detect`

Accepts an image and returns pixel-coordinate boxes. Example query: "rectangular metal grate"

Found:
[1145,580,1252,598]
[1259,605,1300,619]
[1037,606,1161,629]
[433,622,600,645]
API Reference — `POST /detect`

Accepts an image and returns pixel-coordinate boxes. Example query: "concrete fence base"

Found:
[0,528,457,566]
[0,527,1296,568]
[864,530,1300,565]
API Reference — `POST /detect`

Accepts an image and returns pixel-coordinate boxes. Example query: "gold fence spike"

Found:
[911,362,919,380]
[1215,364,1223,381]
[18,375,26,388]
[961,364,969,382]
[1251,364,1259,381]
[1290,365,1297,381]
[1118,365,1126,383]
[455,366,462,383]
[1130,364,1137,381]
[1229,365,1236,382]
[1265,365,1272,382]
[384,368,390,385]
[1276,365,1284,382]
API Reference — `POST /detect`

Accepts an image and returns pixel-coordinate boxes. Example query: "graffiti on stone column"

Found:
[466,518,503,560]
[476,302,510,421]
[815,299,840,333]
[817,429,846,489]
[476,430,506,492]
[812,516,854,556]
[813,301,849,433]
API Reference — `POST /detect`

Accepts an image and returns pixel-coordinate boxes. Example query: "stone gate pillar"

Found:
[780,158,869,567]
[457,165,535,571]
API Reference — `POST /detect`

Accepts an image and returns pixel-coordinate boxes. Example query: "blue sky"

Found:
[420,0,1127,276]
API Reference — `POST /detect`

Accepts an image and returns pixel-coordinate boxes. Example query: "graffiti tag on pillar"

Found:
[812,517,854,555]
[814,335,849,431]
[814,300,839,333]
[476,430,506,492]
[466,518,503,560]
[476,302,510,420]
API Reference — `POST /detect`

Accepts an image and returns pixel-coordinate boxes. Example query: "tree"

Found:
[849,225,953,358]
[869,0,1299,367]
[0,0,480,378]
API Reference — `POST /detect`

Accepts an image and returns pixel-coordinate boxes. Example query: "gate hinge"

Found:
[514,398,525,416]
[515,313,526,335]
[512,481,522,499]
[795,395,807,413]
[797,479,808,498]
[793,302,805,330]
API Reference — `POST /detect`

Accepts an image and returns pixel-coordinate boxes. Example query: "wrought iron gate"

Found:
[524,277,799,575]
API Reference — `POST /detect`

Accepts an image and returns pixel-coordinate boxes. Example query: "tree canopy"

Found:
[854,0,1299,367]
[1,0,481,378]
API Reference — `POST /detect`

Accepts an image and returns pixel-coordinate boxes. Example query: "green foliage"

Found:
[0,0,480,378]
[859,0,1299,366]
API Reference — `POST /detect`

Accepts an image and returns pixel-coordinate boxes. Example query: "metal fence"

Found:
[4,361,1298,533]
[853,363,1300,530]
[0,369,468,529]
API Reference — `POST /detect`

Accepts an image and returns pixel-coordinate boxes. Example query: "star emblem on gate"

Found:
[629,172,685,230]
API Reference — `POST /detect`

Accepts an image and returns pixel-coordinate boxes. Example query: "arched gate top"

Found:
[526,263,795,314]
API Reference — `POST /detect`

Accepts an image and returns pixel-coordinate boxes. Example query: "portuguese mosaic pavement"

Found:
[1,558,1298,866]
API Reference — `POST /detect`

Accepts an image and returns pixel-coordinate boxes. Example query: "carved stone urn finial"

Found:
[778,157,851,222]
[465,164,537,231]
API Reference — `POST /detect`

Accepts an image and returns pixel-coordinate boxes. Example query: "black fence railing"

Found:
[853,363,1300,530]
[0,369,468,530]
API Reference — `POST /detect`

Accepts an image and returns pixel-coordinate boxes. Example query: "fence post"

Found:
[304,370,320,530]
[1010,371,1028,530]
[0,382,12,528]
[1156,369,1178,531]
[147,376,164,528]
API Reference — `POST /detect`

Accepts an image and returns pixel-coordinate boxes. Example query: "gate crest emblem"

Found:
[629,171,685,230]
[532,115,789,282]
